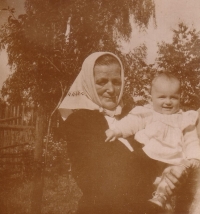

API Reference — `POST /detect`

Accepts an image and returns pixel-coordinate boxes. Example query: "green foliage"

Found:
[42,135,82,214]
[44,134,69,174]
[0,3,72,110]
[122,44,155,106]
[42,175,81,214]
[0,180,32,214]
[156,23,200,109]
[0,144,34,214]
[0,136,81,214]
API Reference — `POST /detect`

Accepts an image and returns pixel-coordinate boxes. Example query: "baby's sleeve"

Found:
[182,110,200,160]
[115,106,152,138]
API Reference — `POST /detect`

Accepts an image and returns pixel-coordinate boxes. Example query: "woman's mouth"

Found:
[105,96,115,99]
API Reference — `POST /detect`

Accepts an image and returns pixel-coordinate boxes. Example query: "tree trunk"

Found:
[30,107,46,214]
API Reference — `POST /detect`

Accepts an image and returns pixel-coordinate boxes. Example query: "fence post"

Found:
[30,107,46,214]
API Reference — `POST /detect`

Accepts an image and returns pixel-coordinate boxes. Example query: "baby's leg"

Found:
[149,165,188,211]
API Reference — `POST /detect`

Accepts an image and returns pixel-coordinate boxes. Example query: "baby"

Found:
[105,73,200,210]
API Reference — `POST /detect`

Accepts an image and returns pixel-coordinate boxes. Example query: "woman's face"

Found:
[94,63,122,110]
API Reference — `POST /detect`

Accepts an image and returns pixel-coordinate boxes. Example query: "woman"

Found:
[59,52,185,214]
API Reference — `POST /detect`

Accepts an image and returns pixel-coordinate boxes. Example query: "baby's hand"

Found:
[189,159,200,169]
[105,129,117,142]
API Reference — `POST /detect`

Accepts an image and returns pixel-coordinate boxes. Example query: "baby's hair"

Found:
[150,72,181,94]
[94,54,121,67]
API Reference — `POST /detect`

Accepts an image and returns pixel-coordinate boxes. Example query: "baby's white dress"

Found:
[115,105,200,165]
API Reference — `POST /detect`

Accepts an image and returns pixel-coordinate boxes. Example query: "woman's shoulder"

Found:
[67,109,104,121]
[62,109,108,132]
[59,109,109,142]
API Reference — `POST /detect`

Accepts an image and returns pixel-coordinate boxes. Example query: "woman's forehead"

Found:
[94,54,121,66]
[94,63,121,78]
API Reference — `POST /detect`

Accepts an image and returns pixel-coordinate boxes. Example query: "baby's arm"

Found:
[105,107,149,142]
[105,113,143,142]
[105,128,122,142]
[114,111,145,138]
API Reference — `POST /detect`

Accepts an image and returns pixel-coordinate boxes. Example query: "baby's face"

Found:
[151,79,180,115]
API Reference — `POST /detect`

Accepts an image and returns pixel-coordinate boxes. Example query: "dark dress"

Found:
[60,109,162,214]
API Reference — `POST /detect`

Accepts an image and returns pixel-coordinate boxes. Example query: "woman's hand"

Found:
[162,165,188,196]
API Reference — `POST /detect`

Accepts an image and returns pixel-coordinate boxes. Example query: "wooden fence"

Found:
[0,104,36,175]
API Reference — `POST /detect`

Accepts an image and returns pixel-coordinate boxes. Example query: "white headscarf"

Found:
[59,52,125,120]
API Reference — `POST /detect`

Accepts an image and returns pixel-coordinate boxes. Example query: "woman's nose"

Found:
[106,82,114,93]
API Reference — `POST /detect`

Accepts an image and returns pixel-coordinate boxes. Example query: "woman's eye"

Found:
[171,97,179,100]
[113,80,121,86]
[96,79,107,86]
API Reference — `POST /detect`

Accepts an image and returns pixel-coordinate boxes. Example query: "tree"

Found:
[122,44,155,107]
[156,23,200,109]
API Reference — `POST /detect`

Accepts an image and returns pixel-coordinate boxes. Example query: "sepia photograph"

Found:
[0,0,200,213]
